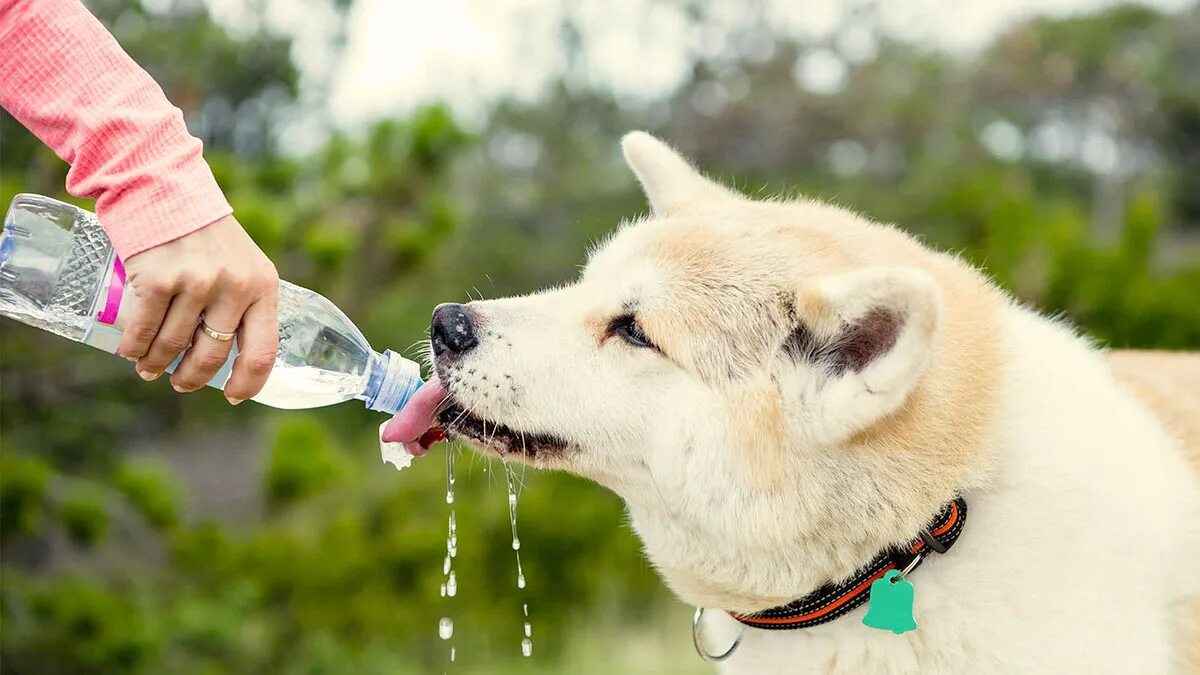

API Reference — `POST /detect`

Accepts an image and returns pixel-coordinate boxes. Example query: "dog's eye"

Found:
[609,315,655,349]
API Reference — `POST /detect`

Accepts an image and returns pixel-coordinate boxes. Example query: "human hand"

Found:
[116,215,279,404]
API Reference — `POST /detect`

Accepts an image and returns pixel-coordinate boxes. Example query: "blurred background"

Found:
[2,0,1199,672]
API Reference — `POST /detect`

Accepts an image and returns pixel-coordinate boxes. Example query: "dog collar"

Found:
[732,496,968,631]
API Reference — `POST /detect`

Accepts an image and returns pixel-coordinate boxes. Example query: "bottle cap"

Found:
[364,350,423,415]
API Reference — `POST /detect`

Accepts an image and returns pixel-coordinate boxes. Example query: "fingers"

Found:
[220,296,278,404]
[118,214,279,402]
[135,290,208,382]
[168,299,241,394]
[116,280,173,365]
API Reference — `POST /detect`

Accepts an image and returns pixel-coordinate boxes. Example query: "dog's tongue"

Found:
[382,377,447,454]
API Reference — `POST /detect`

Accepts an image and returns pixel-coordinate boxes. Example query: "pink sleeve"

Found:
[0,0,232,260]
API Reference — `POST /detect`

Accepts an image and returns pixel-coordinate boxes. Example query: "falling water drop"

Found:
[440,449,458,665]
[503,460,525,591]
[504,459,533,654]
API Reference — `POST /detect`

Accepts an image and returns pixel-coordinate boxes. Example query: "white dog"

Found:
[386,133,1200,673]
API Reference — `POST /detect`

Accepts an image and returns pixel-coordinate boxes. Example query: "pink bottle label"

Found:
[96,257,125,325]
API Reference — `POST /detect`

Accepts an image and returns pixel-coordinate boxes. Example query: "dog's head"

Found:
[392,133,1004,611]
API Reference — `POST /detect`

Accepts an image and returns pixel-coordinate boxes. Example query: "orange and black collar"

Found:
[732,497,967,631]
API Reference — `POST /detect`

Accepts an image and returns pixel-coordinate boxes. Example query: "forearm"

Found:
[0,0,231,259]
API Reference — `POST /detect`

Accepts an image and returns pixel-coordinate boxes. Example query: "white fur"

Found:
[434,132,1200,673]
[704,306,1200,673]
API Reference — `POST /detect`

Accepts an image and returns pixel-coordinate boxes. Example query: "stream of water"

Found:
[503,459,532,657]
[439,448,457,665]
[437,448,534,666]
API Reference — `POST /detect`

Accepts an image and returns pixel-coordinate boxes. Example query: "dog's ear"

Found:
[783,267,942,443]
[621,131,735,216]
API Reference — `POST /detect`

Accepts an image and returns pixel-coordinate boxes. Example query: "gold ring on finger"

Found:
[200,320,236,342]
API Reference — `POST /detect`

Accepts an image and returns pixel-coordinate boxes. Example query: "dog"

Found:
[385,132,1200,673]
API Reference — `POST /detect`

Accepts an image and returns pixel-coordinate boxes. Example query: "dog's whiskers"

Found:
[447,407,473,430]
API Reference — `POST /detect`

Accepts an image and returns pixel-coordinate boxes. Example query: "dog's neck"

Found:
[622,458,972,613]
[729,496,967,631]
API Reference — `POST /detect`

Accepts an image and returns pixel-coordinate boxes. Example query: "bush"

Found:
[59,489,109,548]
[264,417,347,509]
[114,461,181,532]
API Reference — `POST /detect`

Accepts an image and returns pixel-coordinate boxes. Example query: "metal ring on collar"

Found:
[692,607,744,663]
[896,551,927,581]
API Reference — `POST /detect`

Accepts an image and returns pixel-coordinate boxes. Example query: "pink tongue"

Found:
[382,376,447,444]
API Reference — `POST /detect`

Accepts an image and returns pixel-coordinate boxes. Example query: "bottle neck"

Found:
[360,349,424,415]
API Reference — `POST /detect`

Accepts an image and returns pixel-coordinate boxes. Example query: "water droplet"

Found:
[440,583,446,597]
[447,571,457,597]
[443,556,451,575]
[449,512,456,533]
[439,617,454,640]
[446,490,454,504]
[503,460,533,651]
[450,647,456,662]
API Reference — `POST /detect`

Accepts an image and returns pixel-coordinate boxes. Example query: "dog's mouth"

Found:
[381,375,569,461]
[436,402,570,459]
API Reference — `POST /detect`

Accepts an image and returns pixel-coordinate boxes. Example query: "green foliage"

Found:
[1,455,51,537]
[114,460,181,532]
[1,577,160,674]
[264,418,346,508]
[59,489,109,548]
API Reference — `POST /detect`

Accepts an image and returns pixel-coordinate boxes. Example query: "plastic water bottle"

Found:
[0,193,423,414]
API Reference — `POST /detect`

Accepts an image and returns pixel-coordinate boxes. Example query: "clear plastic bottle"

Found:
[0,193,423,414]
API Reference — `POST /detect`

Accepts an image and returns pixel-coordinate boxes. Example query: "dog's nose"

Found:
[431,303,478,357]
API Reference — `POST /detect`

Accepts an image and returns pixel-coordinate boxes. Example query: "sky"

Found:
[204,0,1192,132]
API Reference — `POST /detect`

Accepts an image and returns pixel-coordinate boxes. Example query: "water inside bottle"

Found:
[250,364,367,409]
[243,281,373,408]
[0,291,91,340]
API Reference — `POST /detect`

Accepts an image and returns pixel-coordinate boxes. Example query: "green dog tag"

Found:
[862,570,918,634]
